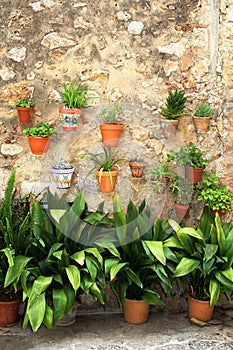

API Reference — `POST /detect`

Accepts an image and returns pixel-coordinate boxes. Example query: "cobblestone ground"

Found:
[1,309,233,350]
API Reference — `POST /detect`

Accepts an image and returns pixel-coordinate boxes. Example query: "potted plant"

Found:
[16,99,34,124]
[59,78,89,131]
[19,190,109,332]
[128,157,147,178]
[51,161,74,189]
[193,103,213,133]
[99,103,124,147]
[145,160,175,194]
[105,195,174,324]
[169,177,193,220]
[197,171,233,216]
[160,90,187,135]
[168,142,209,184]
[168,209,233,322]
[81,147,123,193]
[0,168,32,326]
[22,123,55,155]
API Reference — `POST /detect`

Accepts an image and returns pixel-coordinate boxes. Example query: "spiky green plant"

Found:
[160,89,187,120]
[60,78,89,108]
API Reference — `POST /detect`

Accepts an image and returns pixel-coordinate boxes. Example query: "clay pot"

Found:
[187,295,214,322]
[185,166,205,184]
[28,136,51,155]
[211,209,226,217]
[160,119,179,137]
[193,116,211,133]
[16,106,34,124]
[59,107,82,131]
[96,167,119,192]
[175,202,190,220]
[0,299,21,327]
[129,161,147,178]
[123,298,150,325]
[99,124,124,147]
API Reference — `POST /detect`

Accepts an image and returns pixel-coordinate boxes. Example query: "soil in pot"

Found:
[123,298,150,325]
[187,295,214,322]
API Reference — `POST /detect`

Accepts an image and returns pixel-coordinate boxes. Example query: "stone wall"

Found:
[0,0,232,221]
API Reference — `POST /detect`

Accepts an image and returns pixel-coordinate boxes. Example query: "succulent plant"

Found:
[194,104,213,117]
[160,90,187,120]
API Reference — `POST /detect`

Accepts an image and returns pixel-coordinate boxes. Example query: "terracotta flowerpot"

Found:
[28,136,51,155]
[188,295,214,322]
[51,166,74,189]
[96,167,119,192]
[16,106,34,124]
[129,161,147,178]
[0,299,21,326]
[157,177,170,184]
[160,119,179,137]
[59,107,82,131]
[175,202,190,220]
[123,298,150,325]
[185,166,205,184]
[99,124,124,147]
[193,116,211,133]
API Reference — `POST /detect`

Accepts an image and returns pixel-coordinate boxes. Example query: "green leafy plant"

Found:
[22,123,55,138]
[167,142,209,169]
[16,99,33,108]
[147,160,175,180]
[60,78,89,108]
[105,195,175,307]
[168,209,233,306]
[197,172,233,212]
[100,103,123,124]
[160,90,187,120]
[0,168,32,301]
[194,104,213,117]
[169,177,193,205]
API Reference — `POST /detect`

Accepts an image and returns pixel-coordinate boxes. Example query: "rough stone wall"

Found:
[0,0,232,221]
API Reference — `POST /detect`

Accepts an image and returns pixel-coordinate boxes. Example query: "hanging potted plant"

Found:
[160,89,187,136]
[193,103,213,133]
[168,209,233,323]
[169,176,193,220]
[145,160,175,194]
[81,147,123,193]
[51,161,75,189]
[16,99,34,124]
[22,123,55,155]
[128,157,147,178]
[59,78,89,131]
[168,142,209,184]
[0,168,32,326]
[197,171,233,216]
[99,103,124,147]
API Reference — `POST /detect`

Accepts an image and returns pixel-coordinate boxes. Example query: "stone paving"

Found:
[1,309,233,350]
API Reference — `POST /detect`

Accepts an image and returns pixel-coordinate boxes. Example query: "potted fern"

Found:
[160,89,187,135]
[193,103,213,133]
[59,78,89,131]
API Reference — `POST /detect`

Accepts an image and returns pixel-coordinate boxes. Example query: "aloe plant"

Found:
[160,89,187,120]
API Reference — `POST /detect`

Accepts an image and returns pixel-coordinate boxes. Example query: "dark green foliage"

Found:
[194,104,213,117]
[160,90,187,120]
[22,123,55,138]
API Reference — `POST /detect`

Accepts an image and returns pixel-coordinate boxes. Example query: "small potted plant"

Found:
[22,123,55,155]
[59,78,89,131]
[129,157,147,178]
[160,89,187,135]
[197,171,233,216]
[146,160,175,194]
[169,176,193,220]
[16,99,34,124]
[81,147,123,193]
[167,142,209,184]
[193,103,213,133]
[51,161,75,189]
[99,103,124,147]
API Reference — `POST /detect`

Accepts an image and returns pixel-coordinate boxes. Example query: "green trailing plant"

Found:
[167,208,233,306]
[16,99,33,108]
[0,168,32,301]
[59,78,90,108]
[197,171,233,213]
[105,194,176,307]
[167,142,209,169]
[194,104,213,117]
[160,89,187,120]
[22,123,55,138]
[100,103,123,124]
